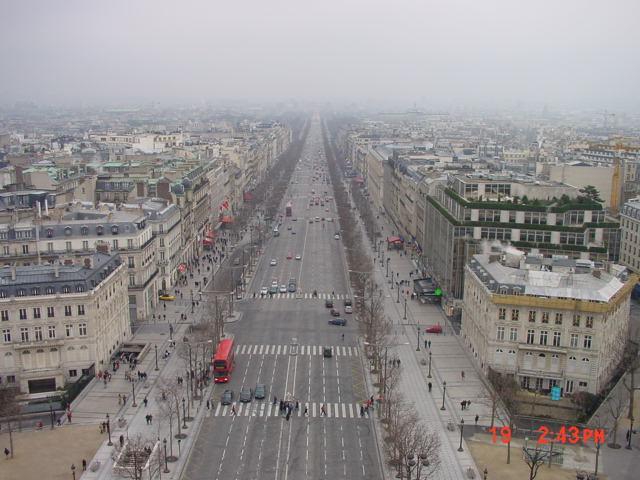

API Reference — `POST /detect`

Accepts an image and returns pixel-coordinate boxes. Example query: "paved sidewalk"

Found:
[346,190,497,479]
[75,226,261,479]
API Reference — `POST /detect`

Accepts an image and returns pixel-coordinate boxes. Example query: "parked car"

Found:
[221,390,234,405]
[159,294,176,301]
[329,318,347,326]
[325,299,334,308]
[254,384,266,400]
[425,324,443,334]
[239,386,253,403]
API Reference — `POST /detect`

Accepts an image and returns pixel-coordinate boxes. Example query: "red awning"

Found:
[203,238,213,245]
[387,236,403,244]
[221,216,234,224]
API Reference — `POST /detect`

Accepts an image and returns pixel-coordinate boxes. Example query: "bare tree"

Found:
[607,394,625,449]
[158,379,187,443]
[486,368,518,463]
[522,444,551,480]
[0,385,21,458]
[111,433,161,480]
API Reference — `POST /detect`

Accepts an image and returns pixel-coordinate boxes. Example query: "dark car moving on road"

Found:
[325,299,333,308]
[254,384,266,399]
[239,386,253,402]
[221,390,234,405]
[329,318,347,326]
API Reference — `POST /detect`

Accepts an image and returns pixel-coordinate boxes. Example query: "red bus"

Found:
[212,338,235,383]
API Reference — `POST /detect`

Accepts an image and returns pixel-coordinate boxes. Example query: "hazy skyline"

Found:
[1,0,639,109]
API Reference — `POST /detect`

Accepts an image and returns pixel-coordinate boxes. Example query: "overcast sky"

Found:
[1,0,638,109]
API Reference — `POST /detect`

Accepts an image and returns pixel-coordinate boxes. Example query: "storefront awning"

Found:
[387,236,403,244]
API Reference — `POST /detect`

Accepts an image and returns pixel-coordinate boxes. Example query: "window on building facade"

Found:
[553,313,561,325]
[19,308,27,320]
[64,306,72,316]
[48,325,56,338]
[0,290,6,299]
[528,311,536,322]
[34,326,42,341]
[480,227,511,240]
[127,239,134,249]
[586,316,594,328]
[47,242,54,252]
[572,314,580,327]
[77,305,85,316]
[69,369,77,377]
[497,326,505,341]
[78,323,87,336]
[47,307,55,318]
[584,335,593,349]
[565,211,585,225]
[527,329,535,344]
[553,331,561,347]
[560,232,585,245]
[1,310,9,322]
[129,274,135,286]
[65,325,73,337]
[512,309,519,321]
[524,212,547,225]
[128,257,135,268]
[20,327,29,342]
[570,333,579,348]
[65,241,72,252]
[521,231,551,243]
[509,327,518,342]
[46,286,54,294]
[22,245,29,254]
[2,329,11,343]
[62,285,71,293]
[82,240,89,251]
[17,289,26,297]
[539,330,548,346]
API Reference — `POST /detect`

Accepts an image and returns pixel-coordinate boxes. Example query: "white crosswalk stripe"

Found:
[254,292,349,301]
[212,402,371,419]
[235,344,358,357]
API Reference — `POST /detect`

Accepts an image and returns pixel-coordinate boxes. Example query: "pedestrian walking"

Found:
[118,394,122,405]
[360,405,365,417]
[295,400,299,411]
[206,400,210,410]
[428,382,432,392]
[231,405,237,416]
[273,395,277,405]
[424,339,427,349]
[461,400,466,410]
[4,447,10,458]
[143,396,148,408]
[304,406,308,416]
[428,340,431,349]
[461,370,465,381]
[321,404,326,416]
[286,410,291,421]
[66,410,72,423]
[119,435,125,448]
[475,414,479,426]
[149,414,153,424]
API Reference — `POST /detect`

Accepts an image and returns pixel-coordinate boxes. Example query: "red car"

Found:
[425,325,443,334]
[286,252,292,259]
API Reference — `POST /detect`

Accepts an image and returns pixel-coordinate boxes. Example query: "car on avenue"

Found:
[260,287,268,296]
[270,259,277,266]
[325,299,333,308]
[239,386,253,403]
[345,305,353,314]
[287,252,292,259]
[159,294,176,301]
[334,234,340,240]
[279,285,287,293]
[221,390,234,405]
[330,308,340,317]
[329,318,347,326]
[295,254,302,260]
[254,384,266,400]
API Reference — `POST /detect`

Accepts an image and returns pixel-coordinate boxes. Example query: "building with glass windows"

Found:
[422,173,619,299]
[0,253,129,396]
[461,247,634,396]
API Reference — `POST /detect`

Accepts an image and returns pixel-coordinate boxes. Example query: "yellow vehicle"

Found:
[159,294,176,301]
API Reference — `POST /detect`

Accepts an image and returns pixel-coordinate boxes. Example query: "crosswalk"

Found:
[252,292,350,300]
[235,344,358,357]
[213,401,372,419]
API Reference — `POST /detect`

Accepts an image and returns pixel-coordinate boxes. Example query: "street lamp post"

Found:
[441,381,447,410]
[71,464,76,480]
[106,413,113,446]
[178,438,182,457]
[458,418,465,452]
[416,326,420,351]
[427,352,432,378]
[386,258,390,277]
[182,398,187,428]
[627,416,635,450]
[155,344,159,371]
[163,439,170,473]
[404,296,407,320]
[131,381,137,407]
[390,271,394,287]
[396,284,400,303]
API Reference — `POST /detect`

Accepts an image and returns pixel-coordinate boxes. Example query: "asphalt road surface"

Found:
[183,116,382,480]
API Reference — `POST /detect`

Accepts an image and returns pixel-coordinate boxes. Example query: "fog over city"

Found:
[1,0,639,109]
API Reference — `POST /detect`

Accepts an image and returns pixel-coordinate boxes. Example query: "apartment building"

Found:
[0,206,157,321]
[620,197,640,273]
[89,132,185,154]
[0,253,129,396]
[461,247,634,396]
[422,173,619,299]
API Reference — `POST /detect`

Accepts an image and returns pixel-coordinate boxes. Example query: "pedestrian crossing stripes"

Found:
[253,292,350,300]
[235,344,358,357]
[213,402,372,419]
